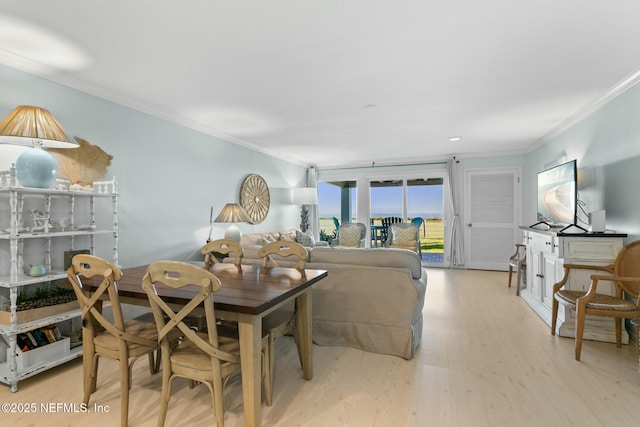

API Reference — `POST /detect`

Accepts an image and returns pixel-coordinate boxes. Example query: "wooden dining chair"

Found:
[551,240,640,360]
[201,238,243,268]
[257,240,308,405]
[508,243,526,296]
[67,254,164,427]
[142,261,271,427]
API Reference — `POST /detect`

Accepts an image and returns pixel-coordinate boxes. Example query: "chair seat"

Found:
[172,333,239,365]
[555,290,639,311]
[94,315,159,356]
[509,259,526,269]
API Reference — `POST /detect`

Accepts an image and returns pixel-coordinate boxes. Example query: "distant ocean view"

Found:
[320,212,444,219]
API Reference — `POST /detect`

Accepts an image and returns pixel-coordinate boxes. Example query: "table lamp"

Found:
[0,105,78,188]
[214,203,252,242]
[292,187,318,232]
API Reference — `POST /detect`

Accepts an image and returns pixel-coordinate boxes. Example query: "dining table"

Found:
[81,261,328,427]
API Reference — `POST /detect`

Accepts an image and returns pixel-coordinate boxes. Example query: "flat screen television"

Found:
[537,160,577,227]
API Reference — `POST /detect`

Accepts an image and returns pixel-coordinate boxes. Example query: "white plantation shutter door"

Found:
[464,168,519,270]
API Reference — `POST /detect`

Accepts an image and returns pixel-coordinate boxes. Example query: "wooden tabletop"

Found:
[107,262,328,315]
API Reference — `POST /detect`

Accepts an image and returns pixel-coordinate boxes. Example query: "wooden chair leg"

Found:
[267,333,276,405]
[83,353,96,404]
[575,306,586,361]
[262,346,272,407]
[148,351,160,375]
[120,358,130,427]
[515,267,522,296]
[615,318,622,348]
[551,299,559,336]
[157,370,172,427]
[212,375,225,427]
[507,267,513,288]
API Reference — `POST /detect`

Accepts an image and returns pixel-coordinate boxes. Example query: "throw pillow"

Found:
[295,230,315,247]
[279,229,297,241]
[391,226,417,247]
[339,226,362,247]
[262,235,277,246]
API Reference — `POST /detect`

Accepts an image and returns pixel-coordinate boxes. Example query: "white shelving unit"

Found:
[0,166,118,392]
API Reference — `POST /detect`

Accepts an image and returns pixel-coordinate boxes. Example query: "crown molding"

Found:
[533,67,640,149]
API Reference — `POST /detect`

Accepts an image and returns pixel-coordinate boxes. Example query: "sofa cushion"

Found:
[262,234,277,245]
[337,225,362,247]
[390,225,418,246]
[310,246,423,279]
[295,230,315,247]
[241,231,281,246]
[278,228,298,241]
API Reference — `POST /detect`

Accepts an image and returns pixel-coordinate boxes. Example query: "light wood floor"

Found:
[3,269,640,426]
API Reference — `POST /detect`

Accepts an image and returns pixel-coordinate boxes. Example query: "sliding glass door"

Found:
[317,171,448,267]
[369,175,446,266]
[317,180,357,242]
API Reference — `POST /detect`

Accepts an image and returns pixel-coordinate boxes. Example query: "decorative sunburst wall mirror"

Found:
[239,174,270,224]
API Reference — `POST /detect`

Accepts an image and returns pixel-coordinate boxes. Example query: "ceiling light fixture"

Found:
[449,136,462,142]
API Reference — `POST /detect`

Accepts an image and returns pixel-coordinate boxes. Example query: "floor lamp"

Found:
[293,187,318,232]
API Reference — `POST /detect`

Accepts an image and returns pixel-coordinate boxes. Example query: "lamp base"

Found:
[224,224,242,242]
[15,146,57,188]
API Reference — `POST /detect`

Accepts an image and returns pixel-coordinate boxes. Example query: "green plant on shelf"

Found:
[2,285,76,312]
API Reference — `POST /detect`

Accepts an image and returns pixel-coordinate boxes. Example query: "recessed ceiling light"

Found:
[449,136,462,142]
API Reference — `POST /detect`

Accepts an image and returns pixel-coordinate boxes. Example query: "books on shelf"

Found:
[16,325,64,352]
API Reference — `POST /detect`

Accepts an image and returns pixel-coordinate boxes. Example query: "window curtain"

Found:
[447,158,464,267]
[307,166,319,239]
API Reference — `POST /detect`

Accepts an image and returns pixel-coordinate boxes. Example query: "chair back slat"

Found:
[257,240,308,269]
[201,239,244,268]
[614,240,640,298]
[142,261,240,364]
[67,254,157,348]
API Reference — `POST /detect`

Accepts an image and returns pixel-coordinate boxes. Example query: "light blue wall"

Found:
[524,83,640,242]
[0,65,307,267]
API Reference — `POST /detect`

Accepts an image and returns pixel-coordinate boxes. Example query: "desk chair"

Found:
[257,241,308,405]
[67,254,163,427]
[552,240,640,360]
[142,261,271,427]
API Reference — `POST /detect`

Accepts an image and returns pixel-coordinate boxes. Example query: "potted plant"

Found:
[0,284,77,325]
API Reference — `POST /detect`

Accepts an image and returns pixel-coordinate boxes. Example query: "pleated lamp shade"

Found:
[214,203,252,242]
[0,105,78,188]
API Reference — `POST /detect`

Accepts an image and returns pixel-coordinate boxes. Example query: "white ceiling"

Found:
[2,1,640,168]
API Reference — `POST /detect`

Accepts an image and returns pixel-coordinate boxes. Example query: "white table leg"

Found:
[237,313,262,427]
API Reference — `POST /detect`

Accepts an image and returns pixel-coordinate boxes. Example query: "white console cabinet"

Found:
[521,227,627,343]
[0,168,118,392]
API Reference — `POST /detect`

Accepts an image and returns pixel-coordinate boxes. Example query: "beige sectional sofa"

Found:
[237,232,427,359]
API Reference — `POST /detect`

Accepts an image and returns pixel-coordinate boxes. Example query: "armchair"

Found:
[333,222,366,247]
[551,240,640,360]
[385,223,421,254]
